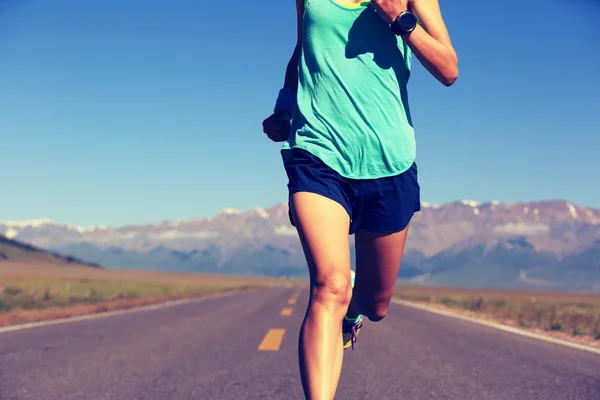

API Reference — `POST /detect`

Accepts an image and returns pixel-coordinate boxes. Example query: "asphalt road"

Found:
[0,287,599,400]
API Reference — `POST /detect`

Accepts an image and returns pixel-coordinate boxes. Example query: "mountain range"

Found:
[2,199,600,292]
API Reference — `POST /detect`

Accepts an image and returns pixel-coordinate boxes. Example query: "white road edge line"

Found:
[0,289,259,335]
[392,298,600,356]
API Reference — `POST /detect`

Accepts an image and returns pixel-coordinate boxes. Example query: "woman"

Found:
[262,0,457,398]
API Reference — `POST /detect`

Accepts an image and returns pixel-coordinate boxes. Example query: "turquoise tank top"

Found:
[282,0,416,179]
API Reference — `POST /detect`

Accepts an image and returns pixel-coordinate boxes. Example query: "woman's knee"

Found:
[364,303,388,322]
[356,292,393,322]
[311,270,353,308]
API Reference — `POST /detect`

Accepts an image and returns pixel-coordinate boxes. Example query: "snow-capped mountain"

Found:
[3,200,600,291]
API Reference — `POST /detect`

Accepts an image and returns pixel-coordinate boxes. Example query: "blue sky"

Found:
[1,0,598,227]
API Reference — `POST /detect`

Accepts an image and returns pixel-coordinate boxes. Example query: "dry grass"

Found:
[0,262,305,327]
[394,285,600,344]
[14,260,598,347]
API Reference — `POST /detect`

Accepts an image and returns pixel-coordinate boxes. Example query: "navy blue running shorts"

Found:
[283,148,421,235]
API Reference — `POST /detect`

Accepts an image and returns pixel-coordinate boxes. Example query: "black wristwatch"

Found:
[390,10,417,36]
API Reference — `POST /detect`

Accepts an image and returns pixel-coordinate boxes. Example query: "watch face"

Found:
[399,12,417,30]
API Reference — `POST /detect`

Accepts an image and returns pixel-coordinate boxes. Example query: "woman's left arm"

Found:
[372,0,459,86]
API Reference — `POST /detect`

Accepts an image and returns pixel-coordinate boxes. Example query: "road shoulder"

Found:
[392,298,600,355]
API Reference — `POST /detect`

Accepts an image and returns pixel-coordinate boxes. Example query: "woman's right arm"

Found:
[263,0,304,142]
[281,0,304,93]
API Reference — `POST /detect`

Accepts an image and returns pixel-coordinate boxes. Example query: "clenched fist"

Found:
[262,109,292,142]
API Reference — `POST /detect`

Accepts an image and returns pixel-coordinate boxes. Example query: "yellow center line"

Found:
[288,289,301,304]
[258,328,286,351]
[281,307,293,316]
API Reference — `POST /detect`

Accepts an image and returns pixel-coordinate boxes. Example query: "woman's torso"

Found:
[283,0,416,179]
